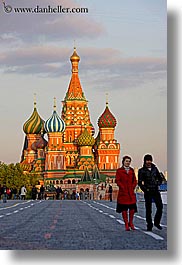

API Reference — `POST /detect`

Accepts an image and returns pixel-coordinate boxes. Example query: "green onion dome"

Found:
[77,128,95,146]
[23,103,44,134]
[98,103,117,128]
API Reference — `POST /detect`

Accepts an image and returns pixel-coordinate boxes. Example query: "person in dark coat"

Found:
[108,185,113,202]
[31,185,37,200]
[138,154,163,231]
[116,156,137,231]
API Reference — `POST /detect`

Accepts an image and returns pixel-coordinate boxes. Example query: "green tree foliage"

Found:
[0,161,33,191]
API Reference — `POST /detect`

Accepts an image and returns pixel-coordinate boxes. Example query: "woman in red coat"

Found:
[116,155,137,231]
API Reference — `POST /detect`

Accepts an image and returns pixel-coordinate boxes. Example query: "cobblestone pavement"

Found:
[0,199,167,250]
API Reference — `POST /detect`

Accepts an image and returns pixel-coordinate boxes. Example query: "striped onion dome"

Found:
[23,101,44,134]
[98,102,117,128]
[77,128,95,146]
[44,98,65,133]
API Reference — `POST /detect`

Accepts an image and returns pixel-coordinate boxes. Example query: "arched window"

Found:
[68,180,71,184]
[72,179,75,184]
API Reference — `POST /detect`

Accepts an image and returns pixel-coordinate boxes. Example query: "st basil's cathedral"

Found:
[20,47,121,199]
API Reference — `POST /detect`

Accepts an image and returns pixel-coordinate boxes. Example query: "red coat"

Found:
[116,167,137,205]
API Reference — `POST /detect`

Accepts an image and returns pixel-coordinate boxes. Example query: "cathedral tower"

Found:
[21,97,44,170]
[96,99,120,170]
[44,98,66,179]
[61,47,94,169]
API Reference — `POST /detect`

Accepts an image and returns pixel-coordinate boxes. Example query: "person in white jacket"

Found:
[21,185,27,200]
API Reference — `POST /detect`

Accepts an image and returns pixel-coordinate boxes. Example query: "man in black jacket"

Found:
[138,154,163,231]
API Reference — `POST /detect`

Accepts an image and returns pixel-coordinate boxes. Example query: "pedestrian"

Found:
[0,184,2,200]
[108,185,113,202]
[31,185,37,200]
[2,185,7,203]
[138,154,163,231]
[21,185,27,200]
[40,185,45,200]
[116,155,137,231]
[56,186,61,200]
[12,187,17,200]
[76,192,80,200]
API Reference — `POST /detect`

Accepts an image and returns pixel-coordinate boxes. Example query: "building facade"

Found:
[20,48,120,198]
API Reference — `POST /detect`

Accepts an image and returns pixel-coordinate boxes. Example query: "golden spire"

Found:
[70,46,80,63]
[53,97,56,111]
[34,93,37,108]
[106,92,109,107]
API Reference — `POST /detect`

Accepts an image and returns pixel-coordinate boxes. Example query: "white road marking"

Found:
[116,219,125,225]
[144,231,164,240]
[93,201,167,228]
[0,200,32,210]
[109,215,115,219]
[83,201,165,241]
[0,200,43,219]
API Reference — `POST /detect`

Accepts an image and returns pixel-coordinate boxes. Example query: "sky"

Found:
[0,0,167,171]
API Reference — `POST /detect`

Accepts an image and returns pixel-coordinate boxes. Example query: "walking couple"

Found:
[116,154,163,231]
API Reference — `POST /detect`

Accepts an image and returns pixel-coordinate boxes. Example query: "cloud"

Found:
[0,0,104,43]
[0,45,167,93]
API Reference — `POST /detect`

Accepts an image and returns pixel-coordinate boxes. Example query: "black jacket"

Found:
[138,164,162,192]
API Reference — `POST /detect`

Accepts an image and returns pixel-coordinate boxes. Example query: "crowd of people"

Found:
[0,185,27,202]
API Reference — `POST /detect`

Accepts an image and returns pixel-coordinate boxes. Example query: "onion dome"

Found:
[44,98,66,133]
[23,99,44,134]
[21,161,32,172]
[77,128,95,146]
[98,101,117,128]
[70,47,80,62]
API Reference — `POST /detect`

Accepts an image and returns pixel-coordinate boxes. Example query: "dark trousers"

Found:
[144,190,163,227]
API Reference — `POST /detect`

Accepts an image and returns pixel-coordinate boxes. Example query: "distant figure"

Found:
[108,185,113,202]
[116,156,137,231]
[12,187,17,200]
[64,191,68,200]
[56,186,62,200]
[76,192,80,200]
[2,185,7,203]
[31,185,37,200]
[21,185,27,200]
[40,185,45,200]
[138,154,163,231]
[0,184,2,200]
